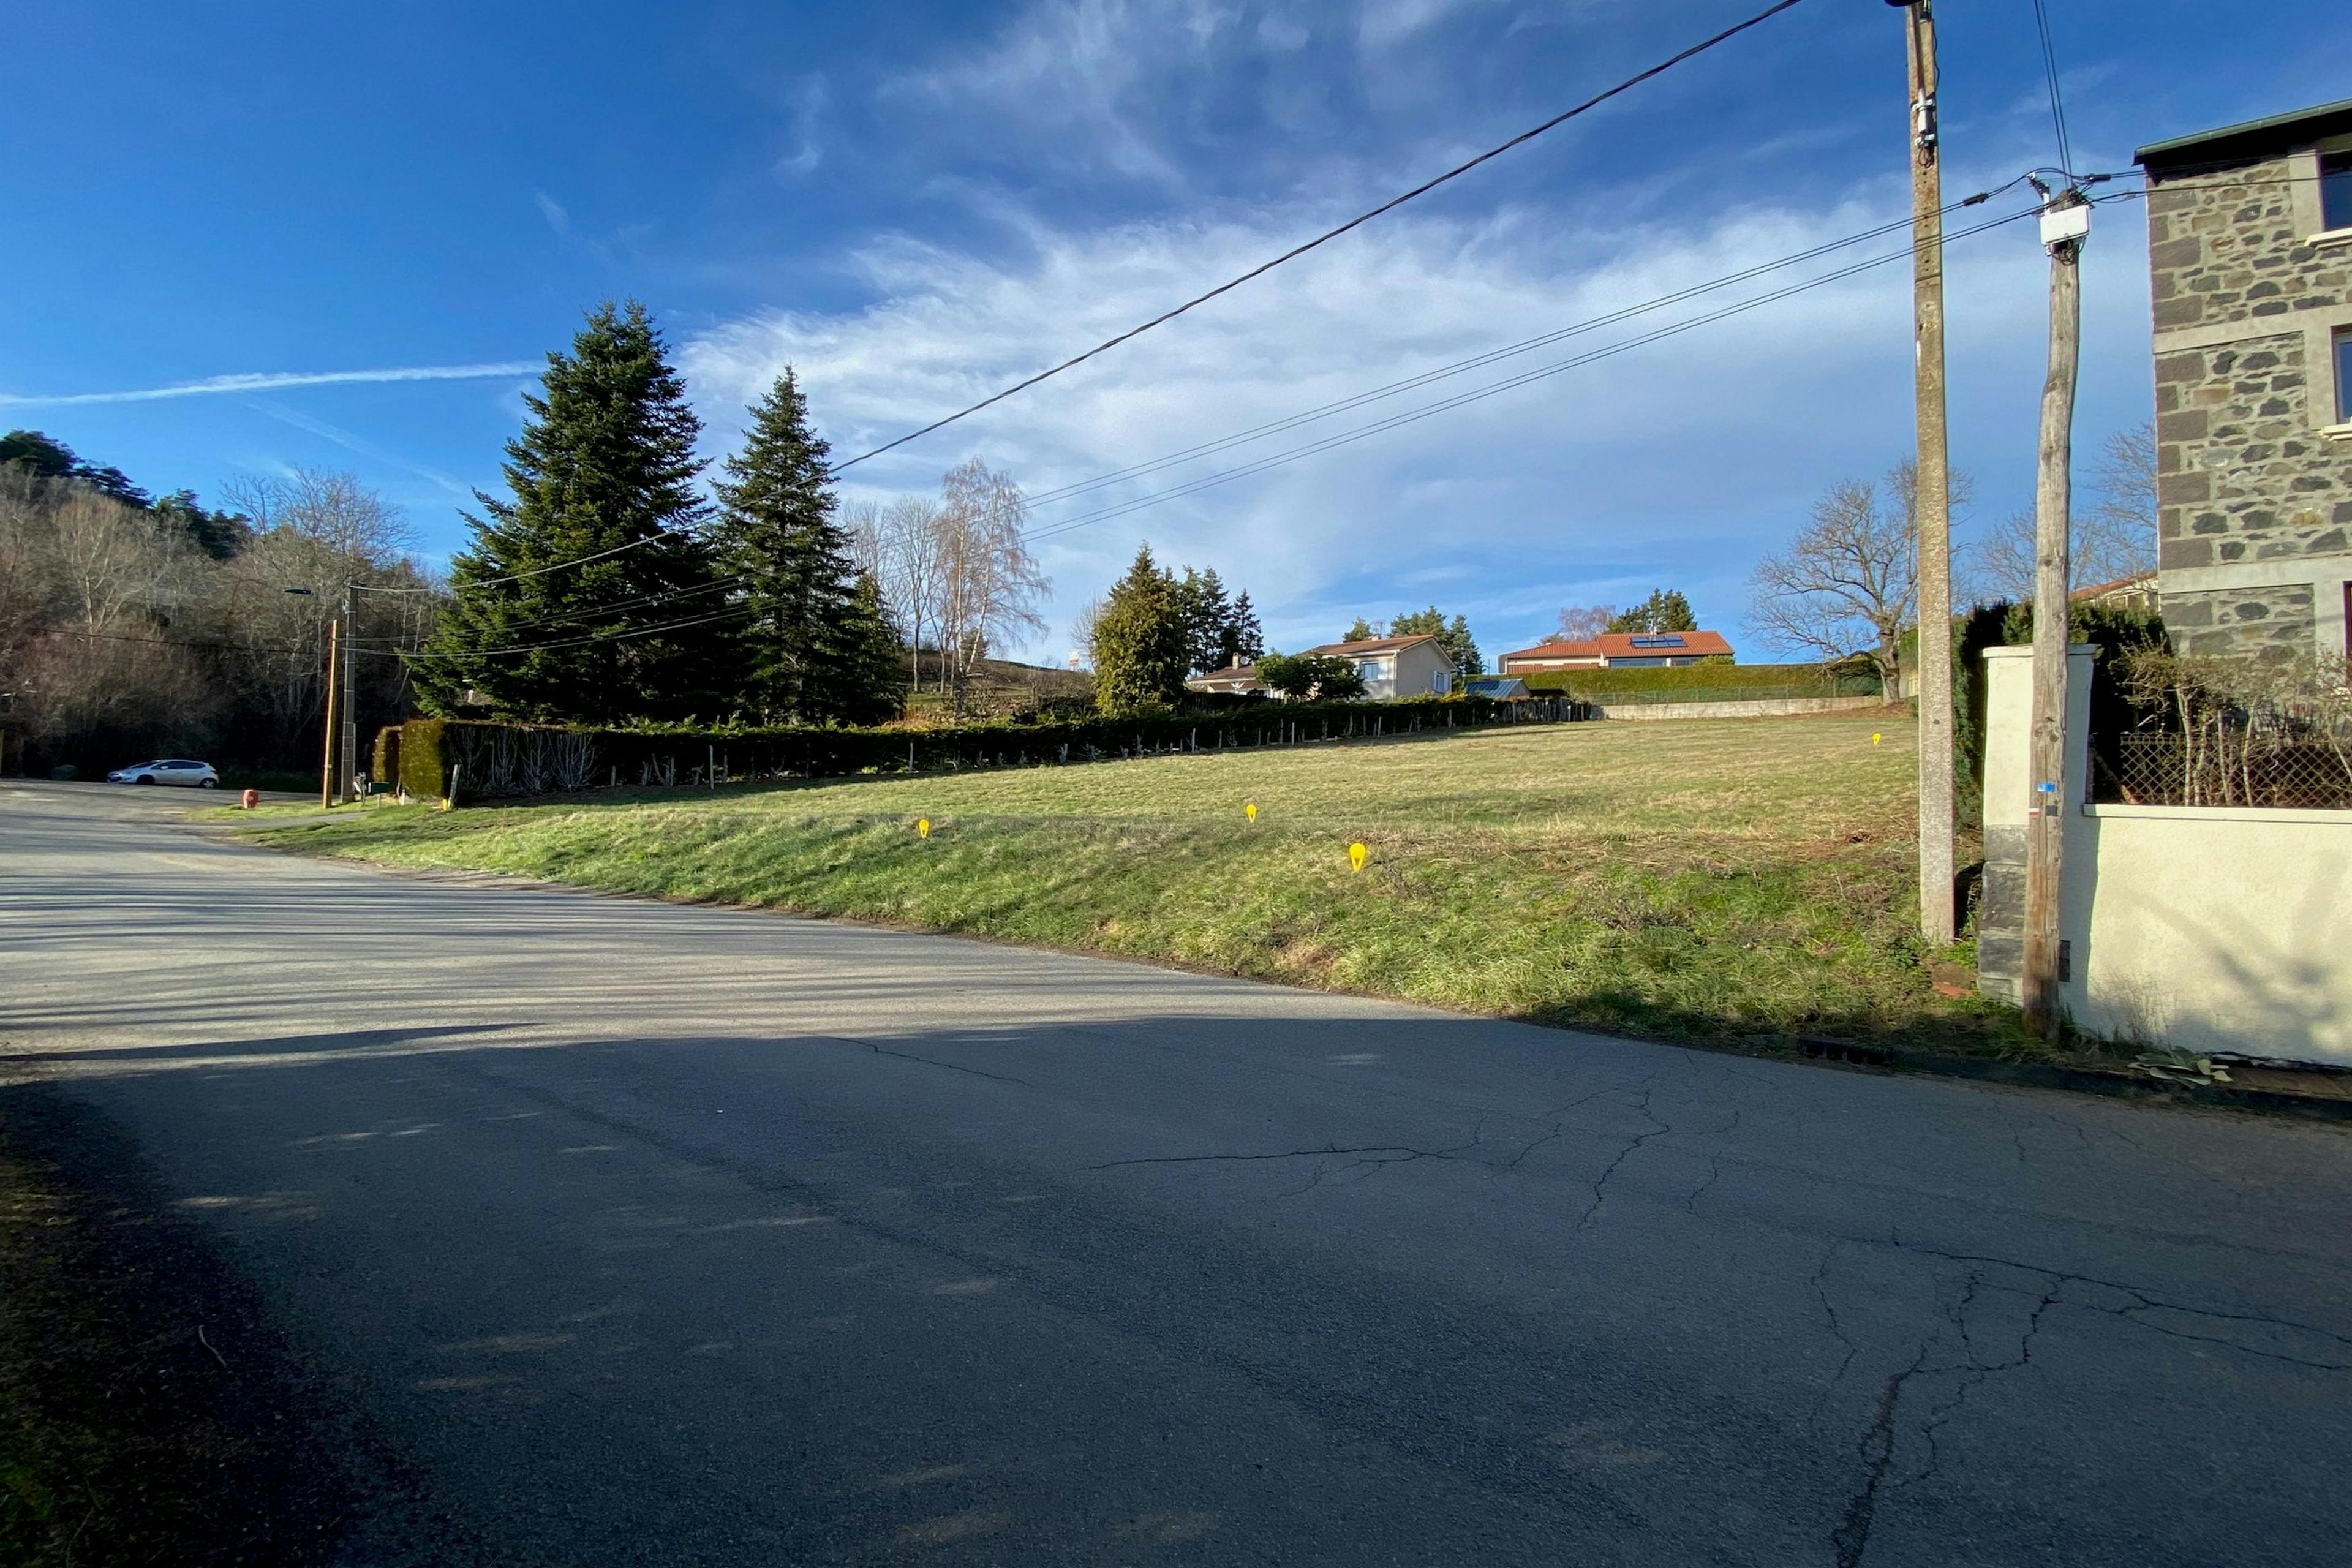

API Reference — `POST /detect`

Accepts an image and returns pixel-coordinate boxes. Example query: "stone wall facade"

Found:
[2142,132,2352,662]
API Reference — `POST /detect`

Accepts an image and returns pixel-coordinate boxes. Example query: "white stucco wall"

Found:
[1979,646,2352,1064]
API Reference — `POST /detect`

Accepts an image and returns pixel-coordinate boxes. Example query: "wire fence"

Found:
[2098,731,2352,809]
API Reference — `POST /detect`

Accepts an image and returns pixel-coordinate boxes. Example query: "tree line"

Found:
[418,301,1051,731]
[0,445,437,777]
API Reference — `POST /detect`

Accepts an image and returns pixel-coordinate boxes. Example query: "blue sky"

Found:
[5,1,2348,664]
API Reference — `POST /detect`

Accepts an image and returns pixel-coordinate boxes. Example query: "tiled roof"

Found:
[1591,630,1733,658]
[1497,638,1602,662]
[1305,634,1444,658]
[2070,570,2157,601]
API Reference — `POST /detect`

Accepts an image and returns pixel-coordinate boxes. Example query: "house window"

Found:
[2324,150,2352,233]
[2336,326,2352,424]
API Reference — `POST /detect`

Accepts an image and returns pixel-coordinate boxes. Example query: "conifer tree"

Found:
[415,301,720,723]
[1090,545,1189,711]
[1174,566,1234,676]
[826,573,913,726]
[706,368,884,724]
[1226,590,1265,667]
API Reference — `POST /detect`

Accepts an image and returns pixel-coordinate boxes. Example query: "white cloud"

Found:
[877,0,1239,186]
[0,363,540,409]
[680,173,2114,662]
[775,75,828,179]
[534,191,572,236]
[1357,0,1507,51]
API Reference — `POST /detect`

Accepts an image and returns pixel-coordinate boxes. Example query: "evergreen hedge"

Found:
[375,694,1577,803]
[1507,662,1882,704]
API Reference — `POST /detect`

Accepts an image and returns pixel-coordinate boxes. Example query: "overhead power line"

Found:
[1018,198,2054,546]
[823,0,1815,476]
[1022,181,2027,512]
[2029,0,2075,180]
[369,604,755,663]
[354,530,694,595]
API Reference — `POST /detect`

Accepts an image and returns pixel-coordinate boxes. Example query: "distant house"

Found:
[2071,570,2158,611]
[1188,660,1264,695]
[1185,634,1457,700]
[1311,634,1457,699]
[1494,630,1735,673]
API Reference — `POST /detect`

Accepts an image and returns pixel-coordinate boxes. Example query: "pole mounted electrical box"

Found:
[2040,200,2090,250]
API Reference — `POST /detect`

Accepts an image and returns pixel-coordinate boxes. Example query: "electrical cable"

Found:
[1022,180,2030,510]
[350,530,696,594]
[823,0,1815,476]
[1016,200,2049,546]
[371,603,756,662]
[2030,0,2074,181]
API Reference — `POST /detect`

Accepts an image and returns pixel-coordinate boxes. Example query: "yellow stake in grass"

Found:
[1871,732,1882,745]
[1244,802,1257,822]
[1348,842,1368,873]
[916,818,931,839]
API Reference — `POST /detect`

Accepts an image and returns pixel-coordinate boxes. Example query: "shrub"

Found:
[391,693,1568,803]
[1509,662,1878,704]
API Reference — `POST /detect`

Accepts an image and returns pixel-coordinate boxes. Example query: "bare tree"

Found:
[876,495,943,689]
[220,469,412,559]
[1068,595,1107,669]
[1967,422,2157,603]
[1553,603,1615,642]
[934,458,1048,719]
[1749,466,1926,691]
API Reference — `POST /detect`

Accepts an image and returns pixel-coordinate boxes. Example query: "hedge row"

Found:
[375,694,1580,803]
[1505,662,1883,703]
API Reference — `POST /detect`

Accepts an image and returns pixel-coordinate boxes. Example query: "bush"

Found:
[1509,662,1879,704]
[371,726,401,788]
[391,693,1569,803]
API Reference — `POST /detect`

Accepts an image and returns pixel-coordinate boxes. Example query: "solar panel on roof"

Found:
[1629,635,1688,649]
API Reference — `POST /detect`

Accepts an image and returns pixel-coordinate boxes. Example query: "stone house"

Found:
[2135,98,2352,661]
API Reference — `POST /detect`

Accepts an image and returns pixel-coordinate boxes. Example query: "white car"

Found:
[107,759,221,788]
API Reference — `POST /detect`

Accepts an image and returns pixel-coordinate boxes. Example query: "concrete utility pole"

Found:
[340,581,359,804]
[2022,186,2089,1041]
[1896,0,1956,946]
[320,616,341,811]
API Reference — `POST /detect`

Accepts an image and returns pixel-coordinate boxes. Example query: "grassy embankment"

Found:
[242,710,2026,1055]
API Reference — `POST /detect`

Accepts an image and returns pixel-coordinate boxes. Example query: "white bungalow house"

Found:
[1183,633,1458,699]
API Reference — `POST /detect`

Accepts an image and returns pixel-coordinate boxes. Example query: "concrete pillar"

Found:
[1975,645,2095,1005]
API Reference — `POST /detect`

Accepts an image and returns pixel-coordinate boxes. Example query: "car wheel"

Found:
[135,776,157,785]
[199,778,217,788]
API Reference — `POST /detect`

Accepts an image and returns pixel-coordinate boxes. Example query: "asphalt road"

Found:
[4,777,2350,1567]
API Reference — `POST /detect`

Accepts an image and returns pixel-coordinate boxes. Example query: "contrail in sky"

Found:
[0,362,537,407]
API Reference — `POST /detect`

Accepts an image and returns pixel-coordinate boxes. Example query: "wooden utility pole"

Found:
[320,617,341,810]
[1901,0,1956,946]
[340,581,359,804]
[2022,187,2088,1041]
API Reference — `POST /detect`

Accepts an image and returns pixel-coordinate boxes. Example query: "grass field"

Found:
[244,709,2024,1056]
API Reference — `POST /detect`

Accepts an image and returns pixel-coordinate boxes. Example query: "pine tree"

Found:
[1226,590,1265,666]
[415,301,720,723]
[1389,605,1480,674]
[1343,616,1381,642]
[1174,566,1234,675]
[824,573,913,726]
[707,368,880,724]
[1606,589,1698,635]
[1090,545,1189,712]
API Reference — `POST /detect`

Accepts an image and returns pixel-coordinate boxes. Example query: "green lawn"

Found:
[243,710,2025,1055]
